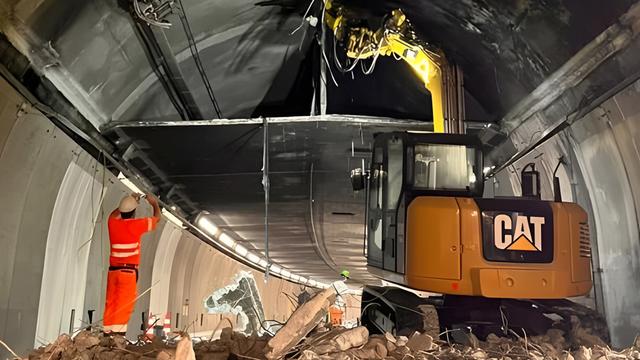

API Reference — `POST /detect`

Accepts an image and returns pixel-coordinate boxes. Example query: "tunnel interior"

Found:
[0,0,640,356]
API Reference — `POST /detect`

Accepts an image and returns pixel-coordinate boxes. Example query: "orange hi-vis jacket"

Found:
[108,217,158,266]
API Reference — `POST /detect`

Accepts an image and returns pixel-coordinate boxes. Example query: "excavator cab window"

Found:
[412,144,479,193]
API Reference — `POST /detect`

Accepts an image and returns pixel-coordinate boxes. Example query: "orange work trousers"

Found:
[103,268,138,333]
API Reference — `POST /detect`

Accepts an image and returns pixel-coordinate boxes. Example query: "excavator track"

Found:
[361,286,610,346]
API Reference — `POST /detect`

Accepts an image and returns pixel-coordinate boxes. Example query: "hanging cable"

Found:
[176,0,224,119]
[314,33,339,87]
[290,0,316,35]
[332,35,362,73]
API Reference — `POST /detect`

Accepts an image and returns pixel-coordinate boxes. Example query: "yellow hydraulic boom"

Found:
[324,1,446,132]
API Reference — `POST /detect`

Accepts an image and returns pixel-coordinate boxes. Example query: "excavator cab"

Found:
[363,132,483,276]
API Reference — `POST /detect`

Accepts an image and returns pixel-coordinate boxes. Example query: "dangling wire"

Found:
[315,33,339,87]
[290,0,316,35]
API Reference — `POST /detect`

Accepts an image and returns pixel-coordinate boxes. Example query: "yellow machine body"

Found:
[400,197,593,299]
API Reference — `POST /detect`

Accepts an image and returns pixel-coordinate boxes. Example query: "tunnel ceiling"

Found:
[9,0,635,124]
[3,0,637,282]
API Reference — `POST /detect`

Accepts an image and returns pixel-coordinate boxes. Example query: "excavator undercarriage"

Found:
[361,285,610,346]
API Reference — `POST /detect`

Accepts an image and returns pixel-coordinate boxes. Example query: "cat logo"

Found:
[493,214,545,251]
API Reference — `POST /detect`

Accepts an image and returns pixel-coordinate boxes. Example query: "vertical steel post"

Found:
[262,117,270,280]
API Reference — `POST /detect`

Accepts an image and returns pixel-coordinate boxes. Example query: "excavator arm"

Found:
[324,1,446,132]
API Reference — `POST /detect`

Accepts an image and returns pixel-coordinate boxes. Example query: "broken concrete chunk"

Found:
[559,352,575,360]
[264,288,337,359]
[417,304,440,339]
[299,350,321,360]
[312,327,368,354]
[220,327,233,342]
[390,345,411,359]
[53,334,72,349]
[405,332,434,352]
[395,336,408,347]
[156,350,173,360]
[573,346,592,360]
[385,341,397,353]
[384,332,396,344]
[529,350,545,360]
[346,337,387,359]
[73,330,100,350]
[470,349,487,359]
[112,335,128,350]
[175,335,196,360]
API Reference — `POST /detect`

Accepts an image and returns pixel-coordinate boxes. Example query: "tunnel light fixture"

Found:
[247,252,261,264]
[194,212,323,286]
[269,265,282,275]
[218,232,236,248]
[161,208,184,228]
[234,243,249,257]
[197,216,220,238]
[117,172,145,194]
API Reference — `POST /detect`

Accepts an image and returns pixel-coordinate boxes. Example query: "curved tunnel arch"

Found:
[1,0,640,353]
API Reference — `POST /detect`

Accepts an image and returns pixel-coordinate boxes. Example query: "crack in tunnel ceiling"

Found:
[3,0,637,283]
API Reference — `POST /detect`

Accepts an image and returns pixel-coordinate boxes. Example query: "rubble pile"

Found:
[295,328,640,360]
[20,326,640,360]
[18,288,640,360]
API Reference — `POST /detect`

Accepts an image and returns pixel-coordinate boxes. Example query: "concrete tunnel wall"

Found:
[490,78,640,348]
[0,77,306,357]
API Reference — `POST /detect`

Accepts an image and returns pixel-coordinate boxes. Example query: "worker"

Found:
[339,270,350,281]
[103,193,160,335]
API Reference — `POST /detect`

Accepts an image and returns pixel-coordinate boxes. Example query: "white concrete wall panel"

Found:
[568,107,640,347]
[0,79,79,353]
[35,157,105,344]
[608,83,640,237]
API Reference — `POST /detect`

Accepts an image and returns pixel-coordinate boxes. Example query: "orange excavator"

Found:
[350,131,605,340]
[326,1,608,340]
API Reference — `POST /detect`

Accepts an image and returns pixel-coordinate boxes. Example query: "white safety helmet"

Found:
[118,195,139,213]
